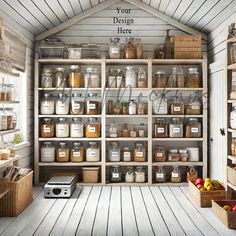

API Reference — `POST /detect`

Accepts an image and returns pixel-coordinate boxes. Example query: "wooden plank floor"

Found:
[0,186,235,236]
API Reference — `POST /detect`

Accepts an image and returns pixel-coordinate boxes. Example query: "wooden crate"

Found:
[188,180,226,207]
[82,167,100,183]
[212,200,236,229]
[227,166,236,186]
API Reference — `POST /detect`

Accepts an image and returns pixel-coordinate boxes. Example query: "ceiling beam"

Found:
[35,0,121,41]
[125,0,207,40]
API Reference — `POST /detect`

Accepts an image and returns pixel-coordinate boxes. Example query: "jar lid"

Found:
[112,165,120,168]
[69,65,79,70]
[55,67,65,72]
[188,68,199,73]
[89,141,97,145]
[73,142,81,146]
[58,117,67,122]
[126,66,134,70]
[43,118,52,122]
[44,142,52,145]
[72,117,82,122]
[155,70,166,75]
[188,118,199,122]
[59,142,67,146]
[85,67,98,73]
[72,93,82,97]
[88,93,97,97]
[110,141,119,145]
[43,93,51,98]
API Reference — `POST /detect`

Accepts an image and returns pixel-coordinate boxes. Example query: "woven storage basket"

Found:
[82,167,99,183]
[0,171,33,217]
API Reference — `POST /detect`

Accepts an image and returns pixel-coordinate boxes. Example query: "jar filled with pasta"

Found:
[70,93,84,115]
[70,142,84,162]
[85,117,101,138]
[86,93,101,115]
[56,118,69,138]
[69,65,83,88]
[55,93,69,115]
[40,118,54,138]
[56,142,69,162]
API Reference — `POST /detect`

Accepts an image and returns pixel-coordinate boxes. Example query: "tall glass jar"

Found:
[40,118,54,138]
[107,69,117,88]
[70,142,84,162]
[4,108,13,130]
[69,65,83,88]
[125,67,137,88]
[154,118,168,138]
[86,142,100,162]
[169,118,183,138]
[7,84,15,101]
[176,67,185,88]
[187,68,200,88]
[122,123,129,137]
[128,100,137,115]
[0,109,7,130]
[86,93,101,115]
[171,166,181,183]
[56,142,69,162]
[70,93,84,115]
[41,142,55,162]
[109,122,119,138]
[40,93,55,115]
[169,68,177,88]
[152,93,168,114]
[135,38,143,59]
[134,143,146,162]
[70,118,84,138]
[85,117,101,138]
[111,166,122,182]
[135,166,145,183]
[55,94,69,115]
[122,146,132,161]
[124,37,135,59]
[41,67,53,88]
[53,68,66,88]
[155,166,166,183]
[230,43,236,64]
[84,67,101,88]
[125,166,135,183]
[230,106,236,129]
[56,118,69,138]
[108,141,121,162]
[109,38,121,59]
[116,69,125,88]
[170,97,185,115]
[185,118,201,138]
[137,67,147,88]
[155,70,168,88]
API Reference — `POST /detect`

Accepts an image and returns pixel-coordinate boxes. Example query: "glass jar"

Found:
[179,149,189,162]
[185,118,201,138]
[154,118,168,138]
[171,166,181,183]
[55,94,69,115]
[186,100,201,115]
[85,117,101,138]
[0,83,8,101]
[122,102,129,115]
[125,67,137,88]
[56,118,69,138]
[169,68,177,88]
[41,67,53,88]
[170,97,184,115]
[107,69,117,88]
[125,166,135,183]
[169,118,183,138]
[138,123,145,137]
[187,68,200,88]
[116,69,125,88]
[130,127,137,138]
[108,100,113,114]
[113,102,122,115]
[109,38,121,59]
[56,142,69,162]
[135,38,143,59]
[86,93,100,115]
[137,102,146,115]
[154,44,165,59]
[4,108,12,130]
[231,106,236,129]
[124,37,135,59]
[53,68,66,88]
[152,93,168,114]
[84,67,101,88]
[122,123,130,137]
[153,147,166,162]
[111,166,122,182]
[40,93,55,115]
[40,118,54,138]
[176,67,185,88]
[69,65,83,88]
[86,142,100,162]
[109,122,118,138]
[155,166,166,183]
[0,109,7,131]
[122,146,132,161]
[70,93,84,115]
[135,166,145,183]
[6,108,17,129]
[128,100,137,115]
[108,141,121,162]
[134,143,146,162]
[70,142,84,162]
[41,142,55,162]
[168,149,180,161]
[7,84,15,101]
[230,43,236,64]
[137,68,147,88]
[70,118,84,138]
[155,70,168,88]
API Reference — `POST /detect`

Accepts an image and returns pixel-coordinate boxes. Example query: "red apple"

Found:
[197,184,203,190]
[195,178,204,186]
[232,205,236,212]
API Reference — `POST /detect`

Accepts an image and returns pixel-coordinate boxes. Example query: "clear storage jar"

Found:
[86,142,100,162]
[85,117,101,138]
[152,94,168,114]
[134,143,146,162]
[116,69,125,88]
[56,118,69,138]
[69,65,83,88]
[186,100,201,115]
[41,142,55,162]
[107,69,117,88]
[170,97,184,115]
[70,93,84,115]
[128,100,137,115]
[135,38,143,59]
[125,67,137,88]
[40,118,54,138]
[41,67,53,88]
[175,67,185,88]
[230,43,236,64]
[56,142,69,162]
[0,109,7,130]
[155,166,166,183]
[137,67,147,88]
[122,123,130,137]
[169,118,183,138]
[187,68,200,88]
[122,146,132,161]
[4,108,12,130]
[108,141,121,162]
[154,118,168,138]
[7,84,15,101]
[40,93,55,115]
[6,108,17,129]
[185,118,201,138]
[111,166,122,182]
[230,106,236,129]
[124,37,135,59]
[135,166,145,183]
[86,93,101,115]
[70,118,84,138]
[137,102,146,115]
[70,142,84,162]
[55,94,69,115]
[125,167,135,183]
[179,149,189,162]
[171,166,181,183]
[113,102,122,115]
[155,70,168,88]
[53,67,66,88]
[84,67,101,88]
[153,147,166,162]
[109,38,121,59]
[109,122,119,138]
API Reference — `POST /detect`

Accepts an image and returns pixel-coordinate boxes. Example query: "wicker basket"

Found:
[82,167,99,183]
[0,171,33,217]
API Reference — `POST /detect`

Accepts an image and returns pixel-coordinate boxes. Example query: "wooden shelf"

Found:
[152,162,203,166]
[152,138,203,141]
[105,59,148,64]
[0,129,20,136]
[226,37,236,43]
[0,101,20,104]
[152,115,203,118]
[0,155,24,168]
[152,59,203,65]
[228,100,236,103]
[106,115,148,118]
[228,128,236,133]
[152,88,203,91]
[38,59,102,64]
[106,137,148,141]
[105,162,148,166]
[228,182,236,191]
[39,162,102,167]
[39,137,102,141]
[38,88,102,91]
[0,68,20,78]
[228,155,236,162]
[227,63,236,70]
[38,115,102,118]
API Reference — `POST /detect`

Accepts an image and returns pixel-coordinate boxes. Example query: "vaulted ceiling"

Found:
[0,0,235,36]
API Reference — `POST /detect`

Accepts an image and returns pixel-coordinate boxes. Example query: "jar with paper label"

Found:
[70,118,84,138]
[0,109,7,131]
[187,68,200,88]
[41,67,53,88]
[154,118,168,138]
[41,142,55,162]
[122,146,132,161]
[86,93,100,115]
[107,69,117,88]
[70,142,84,162]
[56,94,69,115]
[152,94,168,114]
[185,118,201,138]
[138,123,145,137]
[171,166,181,183]
[169,118,183,138]
[186,99,201,115]
[116,69,125,88]
[85,117,101,138]
[130,127,137,138]
[69,65,83,88]
[56,142,69,162]
[111,166,122,182]
[109,38,121,59]
[155,166,166,183]
[134,143,146,162]
[124,37,135,59]
[70,93,84,115]
[108,141,121,162]
[128,100,137,115]
[137,102,146,115]
[135,166,145,183]
[230,106,236,129]
[40,93,55,115]
[125,166,135,183]
[56,118,69,138]
[125,67,137,88]
[170,97,184,115]
[137,67,147,88]
[86,142,100,162]
[153,147,166,162]
[84,67,101,88]
[53,68,66,88]
[122,123,129,137]
[155,70,168,88]
[40,118,54,138]
[109,122,118,138]
[168,149,180,161]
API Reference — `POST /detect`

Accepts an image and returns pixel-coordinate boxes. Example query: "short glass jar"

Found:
[69,65,83,88]
[55,94,69,115]
[86,93,101,115]
[41,142,55,162]
[155,166,166,183]
[171,166,181,183]
[6,108,17,129]
[135,166,145,183]
[168,149,180,162]
[125,166,135,183]
[40,118,54,138]
[122,146,132,161]
[170,97,185,115]
[56,142,69,162]
[152,94,168,115]
[108,141,121,162]
[153,147,166,162]
[155,70,168,88]
[40,93,55,115]
[185,118,201,138]
[56,118,69,138]
[109,122,119,138]
[70,142,84,162]
[186,100,201,115]
[53,67,66,88]
[187,68,201,88]
[70,93,84,115]
[86,142,100,162]
[84,67,101,88]
[154,118,168,138]
[137,102,146,115]
[169,118,183,138]
[70,118,84,138]
[111,166,122,182]
[85,117,101,138]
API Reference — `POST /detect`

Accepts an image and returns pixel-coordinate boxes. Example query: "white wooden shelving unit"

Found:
[34,57,208,185]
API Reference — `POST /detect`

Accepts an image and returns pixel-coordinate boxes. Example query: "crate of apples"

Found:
[194,178,225,191]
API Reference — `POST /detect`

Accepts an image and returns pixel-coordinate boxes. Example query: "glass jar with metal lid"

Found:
[152,93,168,114]
[53,67,66,88]
[5,108,17,129]
[70,118,84,138]
[86,93,101,115]
[40,93,55,115]
[185,118,201,138]
[70,93,84,115]
[41,67,54,88]
[187,68,200,88]
[40,118,54,138]
[169,118,183,138]
[55,93,69,115]
[155,166,166,183]
[124,37,136,59]
[155,70,168,88]
[170,96,185,115]
[86,142,100,162]
[56,142,69,162]
[85,117,101,138]
[70,142,84,162]
[111,166,122,182]
[153,147,166,162]
[154,118,168,138]
[125,67,137,88]
[84,67,100,88]
[171,166,181,183]
[41,142,55,162]
[109,38,121,59]
[69,65,83,88]
[56,118,69,138]
[135,166,145,183]
[125,166,135,183]
[108,141,121,162]
[134,143,146,162]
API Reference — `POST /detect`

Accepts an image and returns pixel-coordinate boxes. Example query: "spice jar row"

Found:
[107,142,146,162]
[154,67,201,88]
[41,66,101,88]
[153,118,202,138]
[109,122,147,138]
[40,141,100,162]
[0,108,17,131]
[110,166,146,183]
[40,117,101,138]
[40,93,101,115]
[0,83,15,101]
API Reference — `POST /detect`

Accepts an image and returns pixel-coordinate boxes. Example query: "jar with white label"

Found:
[40,93,55,115]
[84,67,101,88]
[40,118,54,138]
[85,117,101,138]
[153,147,166,162]
[109,38,121,59]
[56,118,69,138]
[70,142,84,162]
[155,166,166,183]
[108,142,121,162]
[70,118,84,138]
[53,68,66,88]
[186,100,201,115]
[70,93,84,115]
[171,166,181,183]
[230,106,236,129]
[152,93,168,114]
[154,118,168,138]
[111,166,122,182]
[185,118,201,138]
[56,142,69,162]
[41,67,53,88]
[0,109,7,131]
[122,146,132,161]
[169,118,183,138]
[134,143,146,162]
[125,67,137,88]
[128,100,137,115]
[135,166,145,183]
[41,142,55,162]
[56,94,69,115]
[170,97,184,115]
[86,142,100,162]
[86,93,101,115]
[125,166,135,183]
